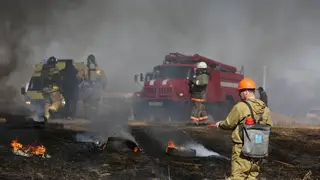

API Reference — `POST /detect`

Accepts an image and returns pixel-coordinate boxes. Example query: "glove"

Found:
[216,121,222,128]
[208,121,222,128]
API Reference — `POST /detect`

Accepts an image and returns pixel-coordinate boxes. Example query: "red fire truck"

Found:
[133,53,244,121]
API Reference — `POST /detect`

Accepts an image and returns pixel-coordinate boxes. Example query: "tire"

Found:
[208,101,232,122]
[208,103,223,122]
[132,101,150,121]
[167,101,190,122]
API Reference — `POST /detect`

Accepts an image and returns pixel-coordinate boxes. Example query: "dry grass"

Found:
[271,112,320,129]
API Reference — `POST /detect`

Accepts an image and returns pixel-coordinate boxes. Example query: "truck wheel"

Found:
[167,102,190,122]
[220,96,235,119]
[132,102,151,121]
[208,103,228,121]
[168,111,186,122]
[226,96,235,108]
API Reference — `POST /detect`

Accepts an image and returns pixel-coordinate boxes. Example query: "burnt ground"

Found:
[0,122,319,180]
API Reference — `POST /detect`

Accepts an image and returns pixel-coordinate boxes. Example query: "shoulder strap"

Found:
[243,101,264,124]
[243,101,256,123]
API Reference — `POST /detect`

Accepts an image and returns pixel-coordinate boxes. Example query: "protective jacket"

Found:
[77,66,107,89]
[189,71,209,99]
[40,63,64,120]
[219,98,273,144]
[41,63,61,89]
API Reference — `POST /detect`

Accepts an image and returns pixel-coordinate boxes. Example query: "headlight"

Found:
[136,93,140,97]
[25,101,31,105]
[178,93,184,97]
[62,99,66,105]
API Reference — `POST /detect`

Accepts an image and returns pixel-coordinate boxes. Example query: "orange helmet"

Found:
[238,78,256,91]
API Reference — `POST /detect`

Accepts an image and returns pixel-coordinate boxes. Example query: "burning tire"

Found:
[166,146,196,157]
[165,140,196,157]
[105,137,141,153]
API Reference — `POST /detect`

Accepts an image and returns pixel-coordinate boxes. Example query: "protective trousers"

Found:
[190,98,208,124]
[81,85,100,121]
[43,90,63,121]
[63,91,78,119]
[83,98,99,120]
[229,143,260,180]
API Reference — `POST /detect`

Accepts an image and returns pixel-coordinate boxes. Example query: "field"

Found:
[0,119,319,180]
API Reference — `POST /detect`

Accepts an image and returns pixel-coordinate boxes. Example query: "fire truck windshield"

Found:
[155,66,192,79]
[145,72,154,81]
[27,77,42,91]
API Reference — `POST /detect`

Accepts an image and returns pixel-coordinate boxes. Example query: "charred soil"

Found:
[0,124,319,180]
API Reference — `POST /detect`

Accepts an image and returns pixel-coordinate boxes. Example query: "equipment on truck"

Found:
[133,53,244,121]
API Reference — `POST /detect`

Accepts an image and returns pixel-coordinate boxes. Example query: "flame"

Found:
[23,145,34,153]
[11,140,22,151]
[10,139,46,155]
[133,147,138,152]
[166,140,180,153]
[32,145,46,155]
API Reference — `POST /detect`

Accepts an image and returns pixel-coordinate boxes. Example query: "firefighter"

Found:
[212,78,273,180]
[258,87,268,107]
[78,54,107,120]
[41,56,64,122]
[189,61,209,125]
[60,61,78,120]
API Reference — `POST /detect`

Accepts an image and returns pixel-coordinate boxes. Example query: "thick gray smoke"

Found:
[0,0,107,113]
[2,0,320,116]
[72,0,319,116]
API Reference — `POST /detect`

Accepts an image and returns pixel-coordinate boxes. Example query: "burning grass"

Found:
[10,139,51,158]
[271,112,320,128]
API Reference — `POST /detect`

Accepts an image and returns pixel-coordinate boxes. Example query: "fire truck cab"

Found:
[133,53,244,121]
[132,72,154,120]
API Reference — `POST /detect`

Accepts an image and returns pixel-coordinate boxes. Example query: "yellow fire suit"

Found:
[219,98,273,180]
[41,65,64,121]
[42,85,64,121]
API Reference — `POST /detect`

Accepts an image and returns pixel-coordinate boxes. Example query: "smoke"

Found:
[74,0,319,115]
[0,0,92,113]
[1,0,320,116]
[75,132,104,144]
[79,98,136,143]
[185,143,220,157]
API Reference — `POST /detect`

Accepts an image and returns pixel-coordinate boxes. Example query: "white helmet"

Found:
[197,61,207,69]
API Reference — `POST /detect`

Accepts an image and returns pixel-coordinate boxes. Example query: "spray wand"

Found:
[208,123,216,128]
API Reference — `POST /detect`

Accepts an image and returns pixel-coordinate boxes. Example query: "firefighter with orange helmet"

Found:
[77,54,107,120]
[189,61,209,125]
[211,78,273,179]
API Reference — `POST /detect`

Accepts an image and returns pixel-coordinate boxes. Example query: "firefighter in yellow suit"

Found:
[212,78,273,180]
[41,56,64,122]
[77,54,107,120]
